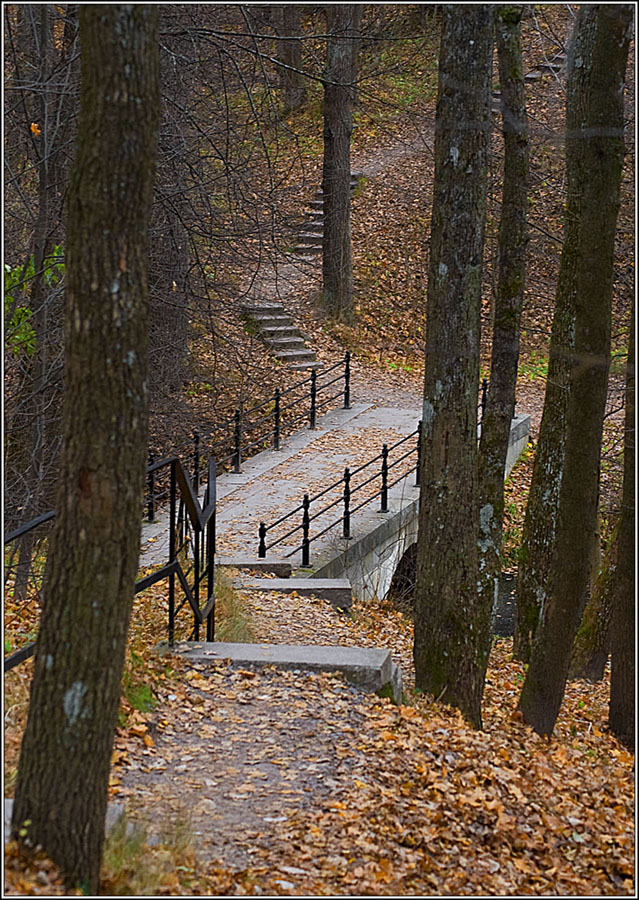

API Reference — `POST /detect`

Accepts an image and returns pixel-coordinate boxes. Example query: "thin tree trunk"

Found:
[609,305,635,748]
[12,6,160,892]
[322,5,357,323]
[478,4,528,677]
[413,6,492,729]
[518,4,631,737]
[515,7,596,663]
[569,519,613,681]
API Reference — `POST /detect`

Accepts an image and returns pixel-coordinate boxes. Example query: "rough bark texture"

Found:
[11,6,160,892]
[569,521,615,681]
[413,6,492,729]
[518,4,631,737]
[477,5,528,680]
[322,5,358,323]
[274,5,307,112]
[609,306,635,748]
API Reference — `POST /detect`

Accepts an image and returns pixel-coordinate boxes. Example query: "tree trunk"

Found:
[477,4,528,676]
[569,519,613,681]
[514,6,600,662]
[322,5,358,323]
[609,305,635,748]
[413,6,492,729]
[518,4,631,737]
[11,6,160,892]
[274,5,306,112]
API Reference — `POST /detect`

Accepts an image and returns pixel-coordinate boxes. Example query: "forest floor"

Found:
[4,8,634,896]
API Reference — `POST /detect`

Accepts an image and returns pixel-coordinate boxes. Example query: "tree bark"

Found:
[609,305,635,748]
[274,5,307,112]
[322,5,358,323]
[11,6,160,892]
[518,4,632,737]
[477,4,528,678]
[413,5,492,729]
[569,520,614,681]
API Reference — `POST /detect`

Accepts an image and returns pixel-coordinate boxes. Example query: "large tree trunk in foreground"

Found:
[322,4,358,323]
[12,6,160,892]
[413,6,492,729]
[478,4,528,668]
[609,306,635,748]
[518,4,631,738]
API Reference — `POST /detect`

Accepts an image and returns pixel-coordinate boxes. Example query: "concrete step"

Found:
[289,360,324,371]
[306,210,324,221]
[268,337,307,350]
[175,641,402,704]
[309,199,324,210]
[243,303,285,315]
[252,314,295,328]
[303,221,324,234]
[277,348,319,363]
[216,556,293,578]
[260,325,303,339]
[293,244,322,256]
[297,233,323,246]
[236,576,352,611]
[524,70,543,83]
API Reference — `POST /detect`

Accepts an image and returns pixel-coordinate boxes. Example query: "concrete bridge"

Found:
[139,399,529,607]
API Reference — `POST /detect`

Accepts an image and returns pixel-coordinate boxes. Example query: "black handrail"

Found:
[144,353,351,521]
[256,377,490,566]
[4,454,217,671]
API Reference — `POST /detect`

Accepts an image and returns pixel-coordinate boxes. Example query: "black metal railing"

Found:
[4,455,217,672]
[144,352,351,522]
[258,424,422,567]
[257,378,490,567]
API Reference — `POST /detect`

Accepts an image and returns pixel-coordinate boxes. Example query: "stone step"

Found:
[175,641,402,704]
[303,221,324,234]
[216,556,293,578]
[293,244,322,255]
[242,303,285,315]
[524,70,543,83]
[235,576,352,611]
[289,360,324,371]
[297,233,323,246]
[309,199,324,210]
[277,348,319,363]
[251,314,295,329]
[268,337,307,351]
[260,325,303,339]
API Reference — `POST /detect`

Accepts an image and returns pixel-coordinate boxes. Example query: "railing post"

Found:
[302,494,310,566]
[344,351,351,409]
[168,459,176,646]
[206,479,216,642]
[147,453,155,522]
[381,445,389,512]
[415,421,422,487]
[343,468,351,539]
[274,388,281,450]
[310,369,317,429]
[258,522,267,558]
[192,431,200,490]
[480,377,488,428]
[233,409,242,473]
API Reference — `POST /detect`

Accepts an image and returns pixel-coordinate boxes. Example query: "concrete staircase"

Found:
[293,172,363,257]
[242,301,321,371]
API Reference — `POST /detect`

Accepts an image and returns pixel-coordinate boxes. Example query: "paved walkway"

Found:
[139,400,422,572]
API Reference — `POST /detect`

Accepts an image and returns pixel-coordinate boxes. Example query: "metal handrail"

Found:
[257,377,490,567]
[145,353,352,521]
[4,454,217,671]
